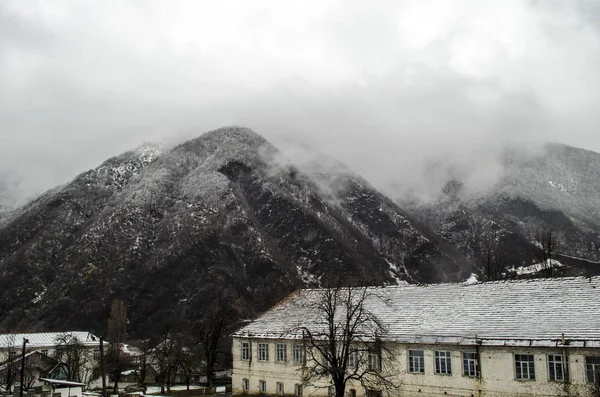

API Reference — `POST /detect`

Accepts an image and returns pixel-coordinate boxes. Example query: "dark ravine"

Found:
[0,127,468,337]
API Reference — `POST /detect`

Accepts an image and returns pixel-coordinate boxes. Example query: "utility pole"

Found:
[100,337,107,397]
[19,338,29,397]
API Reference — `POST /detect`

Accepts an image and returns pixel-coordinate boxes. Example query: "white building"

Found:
[232,276,600,397]
[39,378,86,397]
[0,331,102,391]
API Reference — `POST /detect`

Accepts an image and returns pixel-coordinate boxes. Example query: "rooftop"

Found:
[39,378,86,387]
[232,276,600,347]
[0,331,101,349]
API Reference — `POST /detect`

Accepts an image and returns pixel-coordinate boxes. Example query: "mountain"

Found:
[0,127,468,336]
[405,143,600,277]
[0,176,17,226]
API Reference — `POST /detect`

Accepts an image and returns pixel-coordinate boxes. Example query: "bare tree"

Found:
[477,231,501,281]
[0,334,17,393]
[132,340,151,388]
[105,343,132,394]
[299,286,400,397]
[197,303,227,388]
[152,328,185,393]
[54,333,92,383]
[533,227,560,277]
[177,342,198,391]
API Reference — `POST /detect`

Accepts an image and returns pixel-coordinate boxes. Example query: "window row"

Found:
[241,342,305,364]
[407,350,600,383]
[242,378,303,396]
[242,341,382,370]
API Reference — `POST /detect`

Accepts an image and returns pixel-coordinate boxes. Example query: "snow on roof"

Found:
[39,378,86,387]
[232,276,600,346]
[0,332,101,349]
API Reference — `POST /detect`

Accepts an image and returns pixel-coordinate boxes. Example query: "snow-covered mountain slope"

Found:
[0,127,467,336]
[405,143,600,277]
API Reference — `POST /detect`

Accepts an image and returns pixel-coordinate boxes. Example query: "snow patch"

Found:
[510,259,564,275]
[548,180,569,194]
[464,273,478,284]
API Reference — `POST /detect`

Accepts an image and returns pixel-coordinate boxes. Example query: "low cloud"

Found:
[1,0,599,204]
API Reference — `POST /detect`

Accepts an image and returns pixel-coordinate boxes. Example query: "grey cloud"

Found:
[1,0,599,204]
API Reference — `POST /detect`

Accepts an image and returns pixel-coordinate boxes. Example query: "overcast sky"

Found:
[2,0,600,203]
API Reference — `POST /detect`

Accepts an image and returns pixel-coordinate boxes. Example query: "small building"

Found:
[231,276,600,397]
[39,378,86,397]
[0,332,103,392]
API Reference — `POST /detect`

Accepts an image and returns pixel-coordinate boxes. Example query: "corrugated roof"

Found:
[0,331,101,349]
[232,276,600,346]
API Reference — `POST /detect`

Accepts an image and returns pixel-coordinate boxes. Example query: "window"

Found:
[41,349,48,356]
[348,351,358,370]
[93,349,100,360]
[515,354,535,380]
[241,341,250,361]
[586,357,600,384]
[276,343,287,363]
[368,350,381,370]
[242,378,249,392]
[259,380,267,394]
[435,351,452,375]
[463,352,479,377]
[8,351,16,360]
[349,389,356,397]
[408,350,425,373]
[294,384,303,397]
[276,382,284,395]
[293,344,305,364]
[548,355,565,382]
[258,343,269,362]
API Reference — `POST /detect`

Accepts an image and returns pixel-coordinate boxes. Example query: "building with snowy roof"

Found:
[231,276,600,397]
[0,332,102,392]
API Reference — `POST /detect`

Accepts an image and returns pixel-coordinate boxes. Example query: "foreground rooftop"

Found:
[233,276,600,347]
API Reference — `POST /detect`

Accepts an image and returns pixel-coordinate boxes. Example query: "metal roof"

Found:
[0,331,101,349]
[232,276,600,347]
[39,378,86,387]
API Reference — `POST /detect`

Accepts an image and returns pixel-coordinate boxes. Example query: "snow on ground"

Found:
[464,273,478,284]
[548,180,569,193]
[145,385,205,394]
[510,259,564,275]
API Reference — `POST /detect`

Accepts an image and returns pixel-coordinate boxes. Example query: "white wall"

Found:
[232,337,599,397]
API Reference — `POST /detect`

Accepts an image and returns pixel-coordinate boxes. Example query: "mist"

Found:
[2,0,600,204]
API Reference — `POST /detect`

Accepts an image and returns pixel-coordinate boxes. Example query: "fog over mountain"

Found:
[2,1,600,206]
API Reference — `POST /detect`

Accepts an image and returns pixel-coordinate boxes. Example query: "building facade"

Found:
[0,331,103,391]
[232,277,600,397]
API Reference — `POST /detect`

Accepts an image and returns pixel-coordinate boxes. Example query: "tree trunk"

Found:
[334,377,345,397]
[113,379,119,395]
[206,362,214,388]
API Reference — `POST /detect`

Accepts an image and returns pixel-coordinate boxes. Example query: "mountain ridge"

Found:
[0,127,467,336]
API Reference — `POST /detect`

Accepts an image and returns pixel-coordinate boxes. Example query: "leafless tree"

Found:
[105,342,134,394]
[197,301,228,389]
[152,328,185,393]
[477,231,501,281]
[177,342,198,391]
[132,340,151,388]
[54,333,93,383]
[299,286,400,397]
[533,227,560,277]
[0,334,18,393]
